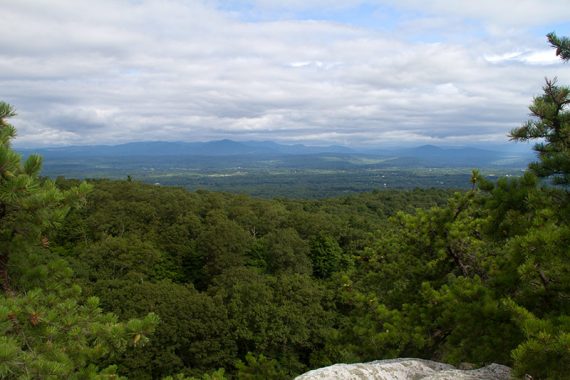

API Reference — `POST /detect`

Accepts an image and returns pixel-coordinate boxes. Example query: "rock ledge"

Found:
[295,358,511,380]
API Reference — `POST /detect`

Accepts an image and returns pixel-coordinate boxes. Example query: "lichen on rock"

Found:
[295,358,511,380]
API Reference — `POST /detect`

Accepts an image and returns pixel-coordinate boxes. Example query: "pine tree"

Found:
[0,101,91,292]
[509,78,570,185]
[0,101,158,378]
[500,34,570,377]
[547,32,570,62]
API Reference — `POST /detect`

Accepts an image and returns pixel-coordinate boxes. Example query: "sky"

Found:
[2,0,570,148]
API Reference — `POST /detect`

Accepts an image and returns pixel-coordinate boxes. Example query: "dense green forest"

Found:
[1,34,569,379]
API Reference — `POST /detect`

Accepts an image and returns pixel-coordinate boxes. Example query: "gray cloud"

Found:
[2,0,569,148]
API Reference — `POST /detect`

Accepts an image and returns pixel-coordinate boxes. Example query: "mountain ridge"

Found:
[19,139,529,156]
[17,140,534,168]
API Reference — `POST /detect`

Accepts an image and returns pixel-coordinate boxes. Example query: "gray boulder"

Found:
[295,358,511,380]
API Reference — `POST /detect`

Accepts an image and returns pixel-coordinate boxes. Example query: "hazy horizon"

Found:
[16,137,535,154]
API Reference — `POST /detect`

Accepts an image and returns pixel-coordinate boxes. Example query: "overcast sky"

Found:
[3,0,570,148]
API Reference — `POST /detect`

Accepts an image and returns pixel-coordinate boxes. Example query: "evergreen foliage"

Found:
[0,102,158,379]
[510,79,570,185]
[548,32,570,62]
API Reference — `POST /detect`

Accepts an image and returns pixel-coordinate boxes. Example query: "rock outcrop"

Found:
[295,358,511,380]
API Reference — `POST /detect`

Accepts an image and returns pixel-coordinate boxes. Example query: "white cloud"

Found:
[1,0,569,148]
[485,49,561,65]
[379,0,570,28]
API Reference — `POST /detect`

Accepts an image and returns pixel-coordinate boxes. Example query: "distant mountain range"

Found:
[19,140,353,157]
[18,140,535,168]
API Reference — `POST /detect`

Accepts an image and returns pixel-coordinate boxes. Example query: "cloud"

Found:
[376,0,570,28]
[1,0,569,148]
[485,50,560,65]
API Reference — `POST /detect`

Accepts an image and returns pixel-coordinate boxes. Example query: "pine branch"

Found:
[547,32,570,62]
